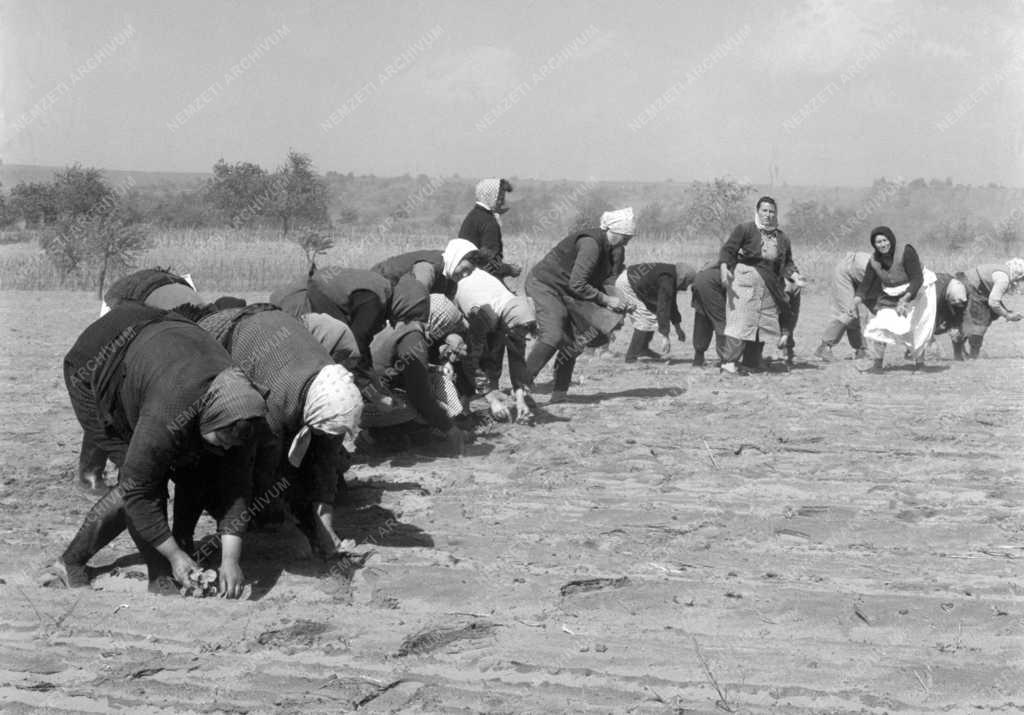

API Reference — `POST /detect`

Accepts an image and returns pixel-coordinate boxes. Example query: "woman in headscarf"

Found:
[364,295,470,452]
[718,197,803,375]
[454,267,537,422]
[855,226,937,372]
[77,268,209,490]
[191,304,363,559]
[931,272,969,357]
[371,239,481,298]
[459,178,520,279]
[46,303,267,597]
[270,266,412,394]
[523,208,635,402]
[813,252,872,361]
[957,258,1024,358]
[615,262,696,362]
[690,263,728,368]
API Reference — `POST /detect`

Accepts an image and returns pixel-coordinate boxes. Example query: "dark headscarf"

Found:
[755,196,777,210]
[869,226,897,269]
[199,366,266,433]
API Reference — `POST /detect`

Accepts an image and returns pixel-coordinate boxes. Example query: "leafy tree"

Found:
[9,181,58,226]
[204,159,271,226]
[685,178,754,241]
[269,150,329,236]
[35,165,149,293]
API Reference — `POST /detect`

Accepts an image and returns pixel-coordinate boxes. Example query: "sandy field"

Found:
[0,288,1021,714]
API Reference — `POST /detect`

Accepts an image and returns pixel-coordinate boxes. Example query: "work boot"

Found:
[951,340,965,361]
[967,336,983,359]
[853,348,868,360]
[624,330,650,363]
[692,350,706,368]
[814,342,835,361]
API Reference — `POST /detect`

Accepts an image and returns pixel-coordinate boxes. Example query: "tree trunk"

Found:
[97,253,109,300]
[281,212,290,237]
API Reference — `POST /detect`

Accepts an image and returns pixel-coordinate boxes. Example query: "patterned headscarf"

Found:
[600,207,635,235]
[475,179,502,212]
[289,365,363,467]
[199,367,267,433]
[1005,257,1024,283]
[427,294,465,341]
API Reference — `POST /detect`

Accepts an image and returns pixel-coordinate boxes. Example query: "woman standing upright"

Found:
[855,226,936,372]
[718,197,802,375]
[459,178,520,279]
[523,208,634,403]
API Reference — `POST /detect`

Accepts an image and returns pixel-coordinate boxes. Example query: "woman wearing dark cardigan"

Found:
[615,262,695,362]
[459,178,520,279]
[47,304,266,597]
[523,208,634,403]
[718,197,803,375]
[855,226,937,372]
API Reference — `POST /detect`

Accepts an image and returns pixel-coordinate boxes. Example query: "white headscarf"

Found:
[945,278,967,305]
[442,238,479,278]
[1005,257,1024,283]
[288,365,363,467]
[599,207,635,235]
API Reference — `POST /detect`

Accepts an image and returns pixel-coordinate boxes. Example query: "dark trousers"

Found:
[692,311,727,361]
[346,289,387,389]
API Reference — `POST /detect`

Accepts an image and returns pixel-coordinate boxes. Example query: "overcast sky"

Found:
[2,0,1022,186]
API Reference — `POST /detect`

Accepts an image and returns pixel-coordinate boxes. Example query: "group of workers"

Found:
[41,181,1023,598]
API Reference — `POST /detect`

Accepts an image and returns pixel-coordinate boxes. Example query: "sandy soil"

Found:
[0,289,1022,714]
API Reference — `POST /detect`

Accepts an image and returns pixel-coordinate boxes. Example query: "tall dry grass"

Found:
[0,226,1014,295]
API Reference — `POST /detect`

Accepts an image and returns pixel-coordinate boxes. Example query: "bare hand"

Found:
[170,552,200,588]
[486,391,512,421]
[658,335,671,355]
[675,325,687,343]
[218,559,245,599]
[1007,312,1023,322]
[604,295,626,312]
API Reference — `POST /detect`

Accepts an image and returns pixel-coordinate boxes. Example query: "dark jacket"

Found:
[65,304,248,546]
[271,266,429,324]
[718,221,796,319]
[371,324,453,431]
[459,205,517,277]
[628,263,681,335]
[371,250,456,297]
[530,228,617,305]
[104,269,199,308]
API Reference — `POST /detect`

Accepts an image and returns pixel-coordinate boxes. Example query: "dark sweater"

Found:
[530,228,616,305]
[371,250,456,296]
[459,205,516,277]
[66,305,246,546]
[718,221,797,278]
[270,267,393,323]
[104,269,192,307]
[371,324,452,431]
[627,263,681,334]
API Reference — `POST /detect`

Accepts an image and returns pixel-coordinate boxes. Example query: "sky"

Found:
[2,0,1023,186]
